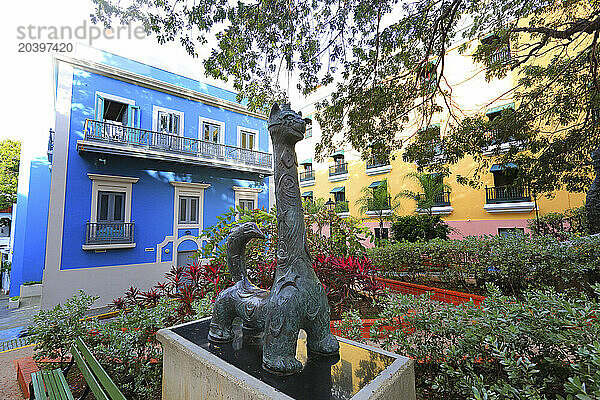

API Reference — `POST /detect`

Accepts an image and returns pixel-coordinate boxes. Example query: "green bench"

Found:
[30,337,126,400]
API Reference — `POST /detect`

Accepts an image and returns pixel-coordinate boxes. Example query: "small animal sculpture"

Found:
[586,145,600,234]
[208,103,339,375]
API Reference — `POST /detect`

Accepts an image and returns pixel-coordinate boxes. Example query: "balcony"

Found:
[83,222,135,250]
[366,158,392,176]
[367,196,392,216]
[484,185,535,214]
[335,201,349,216]
[416,191,453,215]
[328,163,348,182]
[79,120,273,175]
[299,170,315,187]
[416,191,451,207]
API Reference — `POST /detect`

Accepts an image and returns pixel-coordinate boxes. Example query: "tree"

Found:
[90,0,600,196]
[0,140,20,210]
[355,179,400,242]
[396,172,452,216]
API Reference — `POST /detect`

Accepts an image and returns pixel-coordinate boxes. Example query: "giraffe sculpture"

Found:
[208,103,339,375]
[586,145,600,234]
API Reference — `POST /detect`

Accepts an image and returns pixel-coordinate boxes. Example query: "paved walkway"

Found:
[0,294,40,342]
[0,345,34,400]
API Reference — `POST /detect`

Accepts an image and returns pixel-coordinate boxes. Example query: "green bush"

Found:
[391,215,451,242]
[367,233,600,297]
[371,284,600,399]
[23,280,42,286]
[28,291,98,367]
[528,206,589,240]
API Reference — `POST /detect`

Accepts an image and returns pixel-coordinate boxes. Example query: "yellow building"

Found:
[295,32,587,239]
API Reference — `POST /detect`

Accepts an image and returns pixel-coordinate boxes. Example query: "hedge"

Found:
[367,233,600,297]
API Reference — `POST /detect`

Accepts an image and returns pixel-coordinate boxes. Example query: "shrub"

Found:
[28,291,98,367]
[528,206,589,240]
[371,284,600,399]
[333,309,364,342]
[368,233,600,297]
[391,214,451,242]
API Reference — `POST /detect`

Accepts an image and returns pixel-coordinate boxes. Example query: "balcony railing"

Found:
[299,170,315,182]
[83,119,272,170]
[489,46,511,64]
[329,163,348,176]
[366,158,390,169]
[485,185,531,204]
[335,201,349,213]
[85,222,135,245]
[368,196,391,212]
[416,191,451,207]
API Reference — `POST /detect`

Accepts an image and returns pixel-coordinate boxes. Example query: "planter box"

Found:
[20,283,42,298]
[8,297,19,309]
[157,317,416,400]
[374,277,486,306]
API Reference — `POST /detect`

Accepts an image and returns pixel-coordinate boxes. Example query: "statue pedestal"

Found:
[157,318,416,400]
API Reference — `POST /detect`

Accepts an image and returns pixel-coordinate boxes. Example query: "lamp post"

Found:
[325,198,335,237]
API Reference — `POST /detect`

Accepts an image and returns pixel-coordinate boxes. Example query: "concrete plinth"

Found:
[157,318,416,400]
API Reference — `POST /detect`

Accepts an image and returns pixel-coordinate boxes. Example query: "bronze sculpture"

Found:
[208,103,339,375]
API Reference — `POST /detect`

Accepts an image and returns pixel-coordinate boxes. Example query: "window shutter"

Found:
[95,95,105,121]
[128,106,141,128]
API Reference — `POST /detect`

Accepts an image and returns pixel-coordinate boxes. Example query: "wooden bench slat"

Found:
[74,338,127,400]
[45,370,66,400]
[70,345,111,400]
[31,371,46,400]
[52,369,74,400]
[41,371,55,399]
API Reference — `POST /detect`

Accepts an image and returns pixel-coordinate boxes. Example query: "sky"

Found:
[0,0,252,156]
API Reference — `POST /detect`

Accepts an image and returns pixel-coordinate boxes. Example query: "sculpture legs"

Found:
[208,287,236,343]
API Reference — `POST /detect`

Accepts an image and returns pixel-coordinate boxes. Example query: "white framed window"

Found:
[152,106,184,136]
[88,174,138,224]
[179,196,199,224]
[95,92,139,128]
[85,174,139,250]
[237,126,259,150]
[200,117,225,143]
[233,186,262,218]
[171,181,210,229]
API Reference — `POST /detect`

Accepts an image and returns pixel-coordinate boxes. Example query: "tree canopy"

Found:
[91,0,600,194]
[0,140,21,210]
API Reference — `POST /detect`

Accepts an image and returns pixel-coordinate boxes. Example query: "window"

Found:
[95,93,139,128]
[492,166,518,187]
[179,196,199,224]
[498,227,524,236]
[97,191,125,222]
[333,190,345,203]
[159,111,181,135]
[203,121,221,143]
[418,62,437,89]
[240,130,256,150]
[374,227,389,240]
[481,34,511,65]
[305,116,313,138]
[239,199,255,210]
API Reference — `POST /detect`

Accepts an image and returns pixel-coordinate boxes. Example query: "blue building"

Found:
[10,48,273,308]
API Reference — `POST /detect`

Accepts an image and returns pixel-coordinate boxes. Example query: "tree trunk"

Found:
[586,144,600,234]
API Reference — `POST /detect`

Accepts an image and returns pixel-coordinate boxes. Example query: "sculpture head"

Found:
[230,222,266,243]
[268,103,311,145]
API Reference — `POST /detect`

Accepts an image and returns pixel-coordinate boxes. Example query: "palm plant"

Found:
[302,197,326,214]
[397,172,451,215]
[355,179,401,242]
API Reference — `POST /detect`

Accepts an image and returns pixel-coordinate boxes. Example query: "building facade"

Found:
[296,34,586,240]
[10,47,273,308]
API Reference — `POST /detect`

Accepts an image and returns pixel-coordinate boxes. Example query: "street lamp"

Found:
[325,198,335,214]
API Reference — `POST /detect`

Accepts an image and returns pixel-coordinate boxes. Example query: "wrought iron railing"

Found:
[299,170,315,181]
[366,158,390,169]
[335,201,349,213]
[83,119,273,169]
[489,46,511,64]
[368,196,391,211]
[416,191,451,207]
[485,185,531,204]
[85,222,135,245]
[329,163,348,176]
